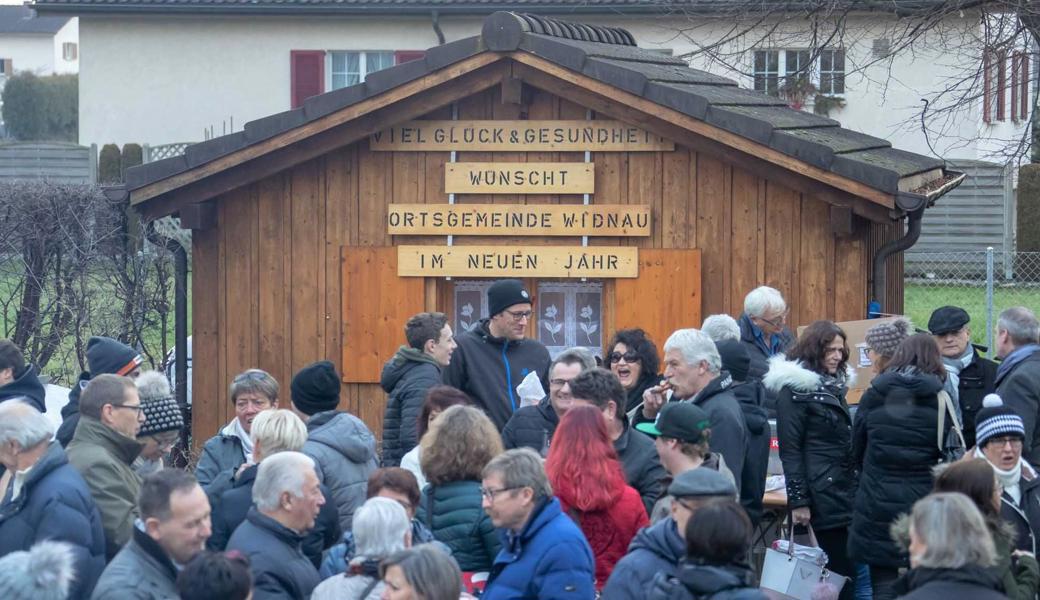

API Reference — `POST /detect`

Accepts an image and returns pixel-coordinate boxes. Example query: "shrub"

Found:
[99,144,121,184]
[0,73,77,141]
[1018,164,1040,253]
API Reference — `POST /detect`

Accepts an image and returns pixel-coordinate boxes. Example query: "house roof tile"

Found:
[0,6,69,34]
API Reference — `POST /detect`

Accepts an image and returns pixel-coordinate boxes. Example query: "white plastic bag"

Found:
[516,371,545,408]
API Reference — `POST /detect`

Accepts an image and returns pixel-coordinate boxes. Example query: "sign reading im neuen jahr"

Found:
[387,204,650,236]
[397,245,639,278]
[370,120,674,152]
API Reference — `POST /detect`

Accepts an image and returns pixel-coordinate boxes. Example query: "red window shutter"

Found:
[983,50,993,123]
[1012,52,1020,122]
[290,50,325,109]
[1022,52,1031,120]
[394,51,426,65]
[997,51,1007,122]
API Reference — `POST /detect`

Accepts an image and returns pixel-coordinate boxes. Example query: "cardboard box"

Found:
[797,317,904,404]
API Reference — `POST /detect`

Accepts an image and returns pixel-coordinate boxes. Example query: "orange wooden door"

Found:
[614,248,702,356]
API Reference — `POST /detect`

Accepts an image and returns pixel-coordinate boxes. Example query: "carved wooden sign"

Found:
[397,245,639,278]
[387,204,650,237]
[370,120,674,152]
[445,162,594,194]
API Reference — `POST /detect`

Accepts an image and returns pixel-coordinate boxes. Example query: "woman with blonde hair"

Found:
[418,405,503,581]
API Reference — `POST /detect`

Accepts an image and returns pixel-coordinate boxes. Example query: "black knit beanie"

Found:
[291,360,341,416]
[487,279,532,317]
[86,336,142,377]
[136,371,184,437]
[716,339,751,382]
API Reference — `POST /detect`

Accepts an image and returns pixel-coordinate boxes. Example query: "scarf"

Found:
[975,445,1024,504]
[942,346,973,422]
[997,344,1040,383]
[222,417,255,463]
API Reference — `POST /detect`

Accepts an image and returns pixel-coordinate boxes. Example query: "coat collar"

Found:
[130,526,180,584]
[73,416,144,465]
[0,442,67,508]
[246,507,306,546]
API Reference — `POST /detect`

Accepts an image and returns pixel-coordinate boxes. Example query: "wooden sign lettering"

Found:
[370,120,674,152]
[397,246,639,278]
[445,163,594,194]
[387,204,650,237]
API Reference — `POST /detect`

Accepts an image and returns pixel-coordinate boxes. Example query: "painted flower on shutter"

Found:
[543,304,562,343]
[579,305,597,343]
[460,302,478,332]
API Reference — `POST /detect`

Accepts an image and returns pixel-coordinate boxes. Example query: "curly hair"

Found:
[420,405,503,485]
[606,328,660,380]
[545,405,626,512]
[785,320,849,376]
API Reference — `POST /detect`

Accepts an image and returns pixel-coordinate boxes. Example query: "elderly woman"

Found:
[380,545,464,600]
[400,386,471,490]
[893,493,1005,599]
[133,371,185,476]
[605,328,661,414]
[418,405,503,577]
[311,497,412,600]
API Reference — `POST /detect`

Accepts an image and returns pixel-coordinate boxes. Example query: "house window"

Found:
[753,50,780,96]
[329,51,394,90]
[754,48,846,97]
[62,43,77,61]
[537,281,604,359]
[819,49,846,95]
[453,281,493,335]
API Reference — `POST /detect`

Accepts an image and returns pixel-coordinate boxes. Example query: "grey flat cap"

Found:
[668,467,737,498]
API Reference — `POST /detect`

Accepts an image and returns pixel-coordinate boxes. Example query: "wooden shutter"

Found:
[984,50,993,123]
[290,50,325,109]
[1,59,12,76]
[997,50,1007,122]
[1022,52,1031,120]
[614,249,702,358]
[341,246,425,383]
[394,51,426,65]
[1012,52,1021,122]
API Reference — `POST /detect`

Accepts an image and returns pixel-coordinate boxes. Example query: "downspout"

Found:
[430,10,446,45]
[172,242,189,467]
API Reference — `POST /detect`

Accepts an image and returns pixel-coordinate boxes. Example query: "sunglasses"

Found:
[608,351,641,364]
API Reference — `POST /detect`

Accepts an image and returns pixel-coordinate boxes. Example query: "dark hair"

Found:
[417,385,471,440]
[606,328,660,380]
[0,340,25,376]
[79,373,136,419]
[684,499,752,564]
[886,333,947,380]
[786,320,849,376]
[367,467,421,508]
[139,468,199,521]
[177,551,252,600]
[405,312,449,351]
[933,459,1000,519]
[566,368,625,412]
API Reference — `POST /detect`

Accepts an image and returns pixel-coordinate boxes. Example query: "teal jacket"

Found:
[417,480,501,572]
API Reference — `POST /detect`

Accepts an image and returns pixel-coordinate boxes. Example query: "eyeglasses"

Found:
[111,403,144,414]
[755,310,789,329]
[608,351,641,364]
[549,378,570,388]
[503,309,532,322]
[480,486,521,500]
[233,370,270,383]
[990,436,1023,449]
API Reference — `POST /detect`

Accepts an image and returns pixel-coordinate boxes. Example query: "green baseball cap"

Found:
[635,402,711,443]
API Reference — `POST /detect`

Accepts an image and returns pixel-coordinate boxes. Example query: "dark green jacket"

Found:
[417,480,501,572]
[994,523,1040,600]
[67,416,144,560]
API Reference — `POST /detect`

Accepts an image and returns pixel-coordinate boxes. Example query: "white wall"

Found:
[52,18,79,75]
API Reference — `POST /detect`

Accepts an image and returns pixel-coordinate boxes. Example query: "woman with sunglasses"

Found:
[605,329,661,415]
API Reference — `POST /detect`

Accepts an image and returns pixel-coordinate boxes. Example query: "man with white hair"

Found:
[638,329,747,490]
[738,286,794,383]
[0,402,105,599]
[995,307,1040,463]
[701,315,741,342]
[227,451,325,599]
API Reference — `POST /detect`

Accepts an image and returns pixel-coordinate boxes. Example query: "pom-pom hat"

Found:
[864,318,912,358]
[975,393,1026,448]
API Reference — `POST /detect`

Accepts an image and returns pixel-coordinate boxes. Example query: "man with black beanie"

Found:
[442,279,551,431]
[57,336,143,447]
[290,360,377,531]
[0,339,46,413]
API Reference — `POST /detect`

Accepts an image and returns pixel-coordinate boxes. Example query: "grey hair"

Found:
[251,409,307,456]
[664,329,721,374]
[379,546,461,600]
[0,540,76,600]
[907,492,996,569]
[551,347,597,373]
[0,401,53,450]
[352,497,410,560]
[743,286,786,318]
[998,307,1040,347]
[482,448,552,499]
[252,451,314,512]
[229,369,279,404]
[701,315,741,342]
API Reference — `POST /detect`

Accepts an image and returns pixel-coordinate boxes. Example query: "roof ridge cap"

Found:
[481,11,636,51]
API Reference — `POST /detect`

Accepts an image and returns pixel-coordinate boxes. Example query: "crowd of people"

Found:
[0,277,1038,600]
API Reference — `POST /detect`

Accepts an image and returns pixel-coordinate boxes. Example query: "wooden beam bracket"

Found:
[500,76,528,106]
[178,202,217,230]
[830,205,855,237]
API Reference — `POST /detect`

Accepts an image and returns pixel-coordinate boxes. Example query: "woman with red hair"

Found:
[545,404,649,589]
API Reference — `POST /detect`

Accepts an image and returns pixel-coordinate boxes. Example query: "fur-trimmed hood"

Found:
[762,355,855,394]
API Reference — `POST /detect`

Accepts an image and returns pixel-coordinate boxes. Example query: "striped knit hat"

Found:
[975,393,1026,448]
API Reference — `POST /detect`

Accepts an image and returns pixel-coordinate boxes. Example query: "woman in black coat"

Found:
[849,333,951,600]
[765,320,856,600]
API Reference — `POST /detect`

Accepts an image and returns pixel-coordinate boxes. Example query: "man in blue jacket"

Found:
[480,448,595,600]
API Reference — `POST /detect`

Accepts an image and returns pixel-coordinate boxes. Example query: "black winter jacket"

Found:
[442,320,551,431]
[0,364,46,413]
[892,565,1008,600]
[417,480,501,572]
[501,396,558,454]
[958,349,998,448]
[615,416,666,515]
[601,517,685,600]
[849,370,948,568]
[56,373,89,447]
[1001,461,1040,554]
[0,442,105,600]
[733,379,770,525]
[227,508,321,600]
[766,357,856,531]
[648,560,768,600]
[997,348,1040,464]
[380,347,442,467]
[738,313,794,415]
[207,464,341,569]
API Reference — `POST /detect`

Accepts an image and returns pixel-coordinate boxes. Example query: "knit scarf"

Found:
[997,344,1040,382]
[975,445,1023,504]
[222,417,254,464]
[942,346,973,421]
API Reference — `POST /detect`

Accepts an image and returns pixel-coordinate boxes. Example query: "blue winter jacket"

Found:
[482,497,596,600]
[601,517,685,600]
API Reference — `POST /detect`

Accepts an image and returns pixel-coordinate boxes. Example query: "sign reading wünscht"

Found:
[397,245,639,278]
[445,163,594,194]
[370,120,674,152]
[387,204,650,236]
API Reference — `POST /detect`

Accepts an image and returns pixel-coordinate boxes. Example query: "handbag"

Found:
[760,518,848,600]
[937,390,967,463]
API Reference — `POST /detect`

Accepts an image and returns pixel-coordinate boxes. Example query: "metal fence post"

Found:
[986,247,995,358]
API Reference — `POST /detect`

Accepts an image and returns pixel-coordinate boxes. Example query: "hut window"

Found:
[329,51,395,90]
[537,281,604,359]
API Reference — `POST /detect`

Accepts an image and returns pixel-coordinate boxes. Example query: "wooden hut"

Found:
[125,12,964,442]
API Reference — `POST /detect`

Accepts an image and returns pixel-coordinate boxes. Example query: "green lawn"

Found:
[904,282,1040,352]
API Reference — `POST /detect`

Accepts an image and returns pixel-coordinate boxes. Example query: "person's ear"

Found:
[423,338,437,355]
[281,490,293,511]
[144,517,163,540]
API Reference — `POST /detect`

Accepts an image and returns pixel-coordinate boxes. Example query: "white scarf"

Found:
[975,446,1024,504]
[222,417,255,463]
[942,346,974,421]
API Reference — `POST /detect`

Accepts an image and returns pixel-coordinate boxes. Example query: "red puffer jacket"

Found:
[560,485,649,589]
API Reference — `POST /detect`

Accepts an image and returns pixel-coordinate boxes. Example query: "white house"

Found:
[27,0,1032,164]
[0,6,78,78]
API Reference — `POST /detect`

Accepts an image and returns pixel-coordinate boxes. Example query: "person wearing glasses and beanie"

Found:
[67,374,146,560]
[443,279,551,431]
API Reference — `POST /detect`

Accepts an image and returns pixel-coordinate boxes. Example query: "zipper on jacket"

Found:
[502,341,516,413]
[1002,494,1037,554]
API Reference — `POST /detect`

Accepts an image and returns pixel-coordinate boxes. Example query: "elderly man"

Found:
[443,279,551,431]
[995,307,1040,463]
[480,448,595,600]
[638,329,748,492]
[738,286,794,384]
[227,451,326,600]
[566,368,665,514]
[601,468,737,600]
[58,336,143,447]
[928,306,997,448]
[0,340,46,413]
[701,315,741,343]
[501,347,597,454]
[0,402,105,599]
[92,469,212,599]
[67,374,146,560]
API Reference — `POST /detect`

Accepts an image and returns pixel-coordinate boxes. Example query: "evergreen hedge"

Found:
[1,73,77,141]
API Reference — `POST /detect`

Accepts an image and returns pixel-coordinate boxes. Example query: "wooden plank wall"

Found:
[191,85,879,444]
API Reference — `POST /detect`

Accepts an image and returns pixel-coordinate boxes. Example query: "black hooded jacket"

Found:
[501,396,559,454]
[57,373,89,447]
[379,347,442,467]
[732,379,770,525]
[0,363,46,413]
[892,565,1007,600]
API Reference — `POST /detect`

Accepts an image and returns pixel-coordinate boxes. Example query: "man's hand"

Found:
[791,506,812,526]
[641,381,671,421]
[234,462,253,480]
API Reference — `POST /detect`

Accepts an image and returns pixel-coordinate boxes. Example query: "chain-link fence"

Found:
[904,250,1040,357]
